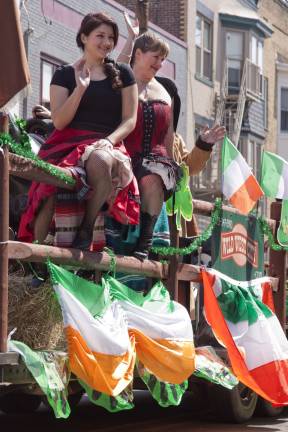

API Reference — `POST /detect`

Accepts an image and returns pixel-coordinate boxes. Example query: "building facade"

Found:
[259,0,288,162]
[19,0,188,138]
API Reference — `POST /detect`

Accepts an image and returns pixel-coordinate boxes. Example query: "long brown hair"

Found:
[131,32,170,67]
[76,12,122,89]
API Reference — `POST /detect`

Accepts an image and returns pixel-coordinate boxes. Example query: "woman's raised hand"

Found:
[74,58,91,91]
[200,124,226,145]
[124,11,139,40]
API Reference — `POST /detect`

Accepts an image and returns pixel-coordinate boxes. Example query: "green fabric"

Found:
[218,280,273,325]
[79,380,134,412]
[221,136,239,172]
[166,164,193,230]
[277,200,288,247]
[9,340,70,419]
[194,347,238,389]
[104,275,174,312]
[48,261,108,318]
[260,151,283,198]
[136,362,187,407]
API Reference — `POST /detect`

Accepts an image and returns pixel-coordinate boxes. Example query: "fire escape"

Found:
[191,58,262,201]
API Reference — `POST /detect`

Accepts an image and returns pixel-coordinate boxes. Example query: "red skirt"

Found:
[18,128,140,250]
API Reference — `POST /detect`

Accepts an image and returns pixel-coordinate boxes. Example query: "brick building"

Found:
[116,0,186,41]
[259,0,288,161]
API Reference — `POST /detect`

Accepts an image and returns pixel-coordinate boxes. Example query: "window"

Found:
[281,87,288,132]
[195,14,213,81]
[226,31,244,89]
[239,139,262,180]
[40,55,64,109]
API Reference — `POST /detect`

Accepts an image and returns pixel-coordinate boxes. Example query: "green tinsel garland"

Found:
[151,198,222,256]
[258,218,287,252]
[0,132,75,186]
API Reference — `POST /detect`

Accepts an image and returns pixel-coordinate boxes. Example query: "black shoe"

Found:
[133,213,158,260]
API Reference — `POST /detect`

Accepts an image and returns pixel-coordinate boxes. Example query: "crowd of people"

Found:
[18,11,225,261]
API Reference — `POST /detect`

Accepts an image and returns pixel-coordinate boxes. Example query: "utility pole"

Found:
[136,0,150,34]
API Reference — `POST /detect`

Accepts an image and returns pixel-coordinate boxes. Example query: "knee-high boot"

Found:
[133,212,158,260]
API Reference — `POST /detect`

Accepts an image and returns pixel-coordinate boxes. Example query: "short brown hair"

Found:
[76,12,119,50]
[131,32,170,66]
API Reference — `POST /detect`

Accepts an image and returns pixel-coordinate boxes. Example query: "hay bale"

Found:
[8,270,66,351]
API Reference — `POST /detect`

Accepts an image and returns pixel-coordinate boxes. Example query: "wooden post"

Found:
[136,0,150,34]
[269,201,287,330]
[0,114,9,352]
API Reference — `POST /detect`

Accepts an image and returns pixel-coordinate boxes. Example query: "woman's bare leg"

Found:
[33,196,55,243]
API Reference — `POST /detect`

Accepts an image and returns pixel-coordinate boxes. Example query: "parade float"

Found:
[1,0,288,424]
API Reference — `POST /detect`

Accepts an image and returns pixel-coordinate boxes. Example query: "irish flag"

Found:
[49,262,195,396]
[106,276,195,384]
[260,151,288,199]
[202,268,288,405]
[222,137,263,214]
[50,263,135,396]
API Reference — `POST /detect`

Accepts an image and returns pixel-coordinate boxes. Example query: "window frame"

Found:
[195,13,213,83]
[280,86,288,133]
[40,53,65,109]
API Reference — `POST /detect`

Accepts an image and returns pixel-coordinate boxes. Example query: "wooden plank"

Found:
[7,241,204,282]
[9,153,74,189]
[193,199,276,231]
[8,241,169,279]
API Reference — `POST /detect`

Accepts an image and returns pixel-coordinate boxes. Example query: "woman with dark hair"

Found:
[18,12,139,251]
[119,18,225,259]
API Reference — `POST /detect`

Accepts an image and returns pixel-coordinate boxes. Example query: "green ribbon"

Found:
[151,197,222,256]
[0,131,75,186]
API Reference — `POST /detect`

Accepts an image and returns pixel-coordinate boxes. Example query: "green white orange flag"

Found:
[106,276,195,385]
[260,151,288,199]
[49,263,195,397]
[49,263,136,397]
[260,151,288,247]
[222,136,263,214]
[202,268,288,405]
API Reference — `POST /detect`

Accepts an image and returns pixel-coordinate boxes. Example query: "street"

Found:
[1,391,288,432]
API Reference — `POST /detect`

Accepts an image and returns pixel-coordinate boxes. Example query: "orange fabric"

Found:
[251,360,288,405]
[66,326,136,396]
[130,328,195,384]
[202,270,272,402]
[229,175,263,215]
[262,282,276,312]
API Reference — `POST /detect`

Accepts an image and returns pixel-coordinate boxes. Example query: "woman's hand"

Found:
[200,124,226,145]
[124,11,139,40]
[32,104,51,119]
[74,58,90,92]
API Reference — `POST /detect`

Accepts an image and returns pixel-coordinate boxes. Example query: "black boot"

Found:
[71,224,93,250]
[133,212,158,260]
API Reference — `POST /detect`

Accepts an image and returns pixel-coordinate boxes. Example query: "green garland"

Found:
[258,218,287,252]
[0,131,75,186]
[151,198,222,256]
